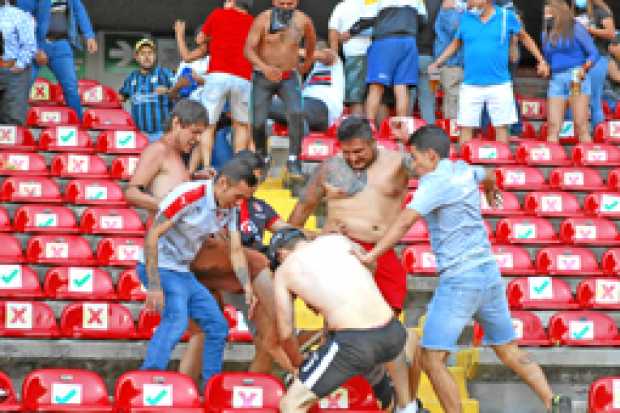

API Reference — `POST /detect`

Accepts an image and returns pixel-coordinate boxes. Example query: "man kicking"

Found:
[269,228,407,413]
[356,125,572,413]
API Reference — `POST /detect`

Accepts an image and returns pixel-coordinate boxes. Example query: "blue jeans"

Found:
[136,263,229,382]
[589,56,609,129]
[33,39,83,120]
[212,126,234,171]
[410,55,436,124]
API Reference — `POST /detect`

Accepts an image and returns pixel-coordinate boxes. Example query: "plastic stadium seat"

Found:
[14,205,78,234]
[80,207,144,236]
[480,191,523,216]
[589,376,620,413]
[26,106,79,128]
[0,152,48,176]
[96,130,148,154]
[507,277,578,310]
[605,169,620,191]
[26,235,95,265]
[496,167,547,191]
[60,302,135,339]
[0,301,58,337]
[0,207,10,232]
[377,117,427,140]
[135,308,189,341]
[80,83,122,108]
[271,122,288,137]
[616,105,620,120]
[536,247,601,276]
[602,249,620,276]
[22,368,113,412]
[223,304,253,343]
[96,237,143,266]
[573,143,620,166]
[474,310,551,347]
[0,371,21,411]
[0,125,36,151]
[435,118,461,142]
[78,79,101,89]
[111,156,140,180]
[1,176,62,203]
[401,220,429,243]
[204,372,285,413]
[484,121,537,141]
[44,267,117,300]
[300,134,339,162]
[523,191,583,217]
[549,167,605,191]
[0,235,24,263]
[492,245,536,275]
[584,192,620,218]
[115,371,203,412]
[577,278,620,309]
[116,269,146,301]
[309,376,381,412]
[519,97,547,120]
[38,126,96,153]
[50,153,109,179]
[515,141,570,166]
[495,217,559,244]
[402,244,436,275]
[461,140,515,164]
[82,109,135,130]
[0,265,43,298]
[559,218,620,246]
[64,179,126,206]
[484,220,495,242]
[29,77,64,106]
[538,121,578,144]
[548,310,620,346]
[594,120,620,144]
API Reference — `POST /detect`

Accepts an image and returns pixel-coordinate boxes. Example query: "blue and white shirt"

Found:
[0,4,36,70]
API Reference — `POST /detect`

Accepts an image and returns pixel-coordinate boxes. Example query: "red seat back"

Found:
[0,235,24,263]
[60,302,135,339]
[474,310,550,347]
[572,143,620,166]
[495,217,558,244]
[82,109,135,130]
[80,207,145,236]
[548,310,620,346]
[50,153,109,178]
[518,97,547,120]
[535,247,601,276]
[491,245,535,275]
[515,141,569,166]
[576,278,620,309]
[588,376,620,412]
[0,125,36,151]
[0,207,10,232]
[594,120,620,144]
[496,167,547,190]
[0,152,48,176]
[204,372,285,412]
[96,237,144,266]
[29,78,64,106]
[301,134,339,162]
[96,130,148,154]
[559,218,620,246]
[80,84,122,108]
[0,300,58,337]
[1,176,62,203]
[26,235,95,265]
[523,191,582,217]
[0,265,42,298]
[223,304,253,342]
[26,106,78,128]
[64,179,126,206]
[461,140,514,164]
[44,267,116,300]
[0,371,20,411]
[377,117,426,140]
[115,371,202,411]
[309,376,379,412]
[116,268,146,301]
[549,167,605,191]
[584,192,620,218]
[14,205,78,234]
[38,126,95,153]
[480,191,523,216]
[435,118,461,142]
[507,277,577,310]
[402,244,436,275]
[539,121,577,144]
[110,156,140,180]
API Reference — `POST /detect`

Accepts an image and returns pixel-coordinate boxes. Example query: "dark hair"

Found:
[337,116,374,142]
[407,125,450,159]
[233,0,253,11]
[267,227,306,269]
[217,158,258,187]
[164,99,209,132]
[234,150,265,171]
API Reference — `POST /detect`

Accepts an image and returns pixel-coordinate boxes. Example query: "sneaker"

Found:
[416,399,430,413]
[286,159,304,182]
[551,394,572,413]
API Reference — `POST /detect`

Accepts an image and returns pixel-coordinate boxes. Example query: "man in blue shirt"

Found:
[356,126,573,413]
[16,0,97,120]
[428,0,549,144]
[0,0,36,124]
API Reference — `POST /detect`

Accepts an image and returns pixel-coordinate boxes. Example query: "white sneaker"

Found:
[395,401,418,413]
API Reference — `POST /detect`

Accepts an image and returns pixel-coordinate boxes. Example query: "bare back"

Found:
[256,10,307,71]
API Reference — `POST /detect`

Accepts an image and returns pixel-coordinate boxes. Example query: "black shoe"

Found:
[551,395,572,413]
[286,159,304,182]
[417,399,430,413]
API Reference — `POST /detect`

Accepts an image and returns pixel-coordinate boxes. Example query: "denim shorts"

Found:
[421,261,515,352]
[548,67,592,98]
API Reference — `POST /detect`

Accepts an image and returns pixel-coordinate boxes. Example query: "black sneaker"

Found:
[551,395,572,413]
[286,159,304,182]
[417,399,430,413]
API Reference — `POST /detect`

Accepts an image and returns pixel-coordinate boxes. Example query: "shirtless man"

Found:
[268,229,407,413]
[244,0,316,180]
[288,115,424,413]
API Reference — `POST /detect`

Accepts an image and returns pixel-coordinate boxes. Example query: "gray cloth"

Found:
[48,0,69,38]
[269,96,329,133]
[0,67,31,124]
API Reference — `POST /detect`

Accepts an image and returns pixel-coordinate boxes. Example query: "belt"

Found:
[46,34,68,42]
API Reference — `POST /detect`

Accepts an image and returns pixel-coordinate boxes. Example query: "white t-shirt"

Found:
[173,56,210,101]
[328,0,378,57]
[303,58,345,127]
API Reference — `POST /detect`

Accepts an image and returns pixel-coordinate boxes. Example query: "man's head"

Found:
[234,150,266,187]
[337,116,376,171]
[214,159,258,209]
[407,126,451,177]
[467,0,492,11]
[273,0,298,10]
[224,0,253,11]
[268,227,307,270]
[134,38,157,71]
[165,99,209,154]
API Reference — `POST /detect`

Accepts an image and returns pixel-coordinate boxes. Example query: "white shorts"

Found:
[200,73,251,124]
[457,83,517,128]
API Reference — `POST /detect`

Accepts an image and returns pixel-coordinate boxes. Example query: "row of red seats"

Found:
[25,106,135,130]
[497,166,620,192]
[515,96,620,122]
[29,78,122,109]
[590,376,620,412]
[0,234,142,267]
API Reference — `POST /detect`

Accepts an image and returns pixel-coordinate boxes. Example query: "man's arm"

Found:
[274,263,304,368]
[589,16,616,41]
[288,163,326,227]
[175,20,208,62]
[479,167,502,208]
[608,59,620,83]
[517,30,549,77]
[124,144,166,212]
[229,229,254,305]
[144,215,175,312]
[244,12,270,73]
[328,28,340,54]
[300,14,317,75]
[73,0,96,44]
[429,38,462,71]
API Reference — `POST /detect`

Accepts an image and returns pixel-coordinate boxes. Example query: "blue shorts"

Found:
[422,261,515,352]
[367,36,418,86]
[548,67,592,98]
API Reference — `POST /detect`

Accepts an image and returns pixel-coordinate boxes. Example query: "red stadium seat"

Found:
[492,245,536,275]
[549,167,605,192]
[135,308,189,341]
[0,301,58,337]
[60,302,135,339]
[584,192,620,218]
[496,167,547,191]
[594,120,620,144]
[271,122,288,137]
[80,207,144,236]
[0,207,10,232]
[80,84,122,108]
[577,278,620,309]
[402,244,436,275]
[605,168,620,191]
[21,368,112,412]
[539,121,577,144]
[26,106,79,128]
[0,125,36,151]
[573,143,620,166]
[474,310,551,347]
[29,78,64,106]
[484,121,537,142]
[515,141,570,166]
[301,134,339,162]
[589,376,620,413]
[523,191,583,217]
[51,153,109,179]
[401,219,429,243]
[115,371,203,412]
[548,310,620,346]
[223,304,253,342]
[377,117,427,140]
[0,235,24,263]
[507,277,578,310]
[601,249,620,276]
[64,179,126,206]
[26,235,95,265]
[616,104,620,120]
[435,118,461,142]
[495,217,559,244]
[38,126,96,153]
[14,205,78,234]
[204,372,285,413]
[82,108,135,130]
[535,247,601,276]
[44,267,117,300]
[484,220,495,242]
[559,218,620,246]
[110,156,140,180]
[0,371,21,411]
[96,237,143,266]
[461,140,515,164]
[0,265,43,298]
[309,376,380,412]
[96,130,148,154]
[116,269,146,301]
[1,176,62,203]
[481,191,523,216]
[518,97,547,120]
[0,152,48,176]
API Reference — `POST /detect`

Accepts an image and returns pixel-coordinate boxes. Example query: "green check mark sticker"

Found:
[604,200,620,211]
[91,191,104,200]
[59,130,75,143]
[0,269,18,285]
[73,273,92,288]
[118,135,133,147]
[572,325,591,340]
[533,279,550,295]
[145,389,168,406]
[54,388,77,404]
[516,228,533,239]
[38,217,55,227]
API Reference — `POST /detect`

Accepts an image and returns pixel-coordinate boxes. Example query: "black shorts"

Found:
[298,317,406,398]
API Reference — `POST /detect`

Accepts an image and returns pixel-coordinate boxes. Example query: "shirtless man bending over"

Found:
[269,229,406,413]
[244,0,316,180]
